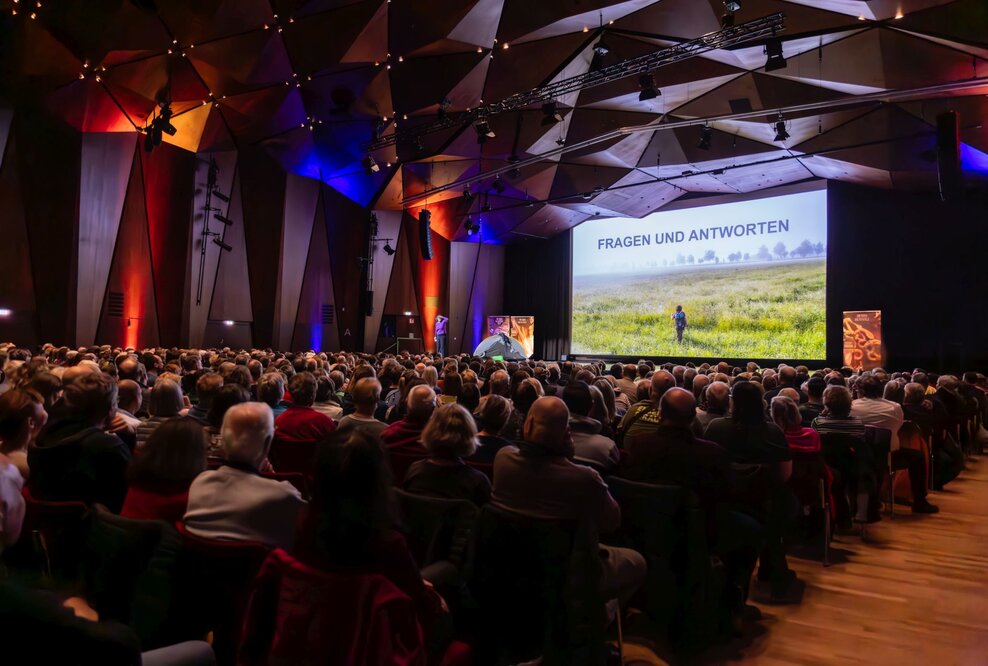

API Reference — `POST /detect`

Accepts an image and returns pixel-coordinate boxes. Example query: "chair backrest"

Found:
[6,486,90,582]
[788,450,828,508]
[605,477,716,639]
[388,452,428,485]
[237,549,426,666]
[81,505,181,645]
[394,489,478,570]
[865,426,892,459]
[267,435,319,475]
[168,524,271,663]
[819,431,867,474]
[467,504,605,666]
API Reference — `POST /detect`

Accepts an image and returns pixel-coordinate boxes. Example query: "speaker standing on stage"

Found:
[672,305,687,343]
[434,315,449,357]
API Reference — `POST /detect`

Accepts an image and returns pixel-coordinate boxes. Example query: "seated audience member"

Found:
[771,396,822,453]
[696,380,730,430]
[403,403,491,506]
[294,429,450,658]
[25,371,62,412]
[0,388,47,480]
[184,403,305,549]
[812,385,866,436]
[615,365,638,403]
[561,380,620,472]
[335,378,388,439]
[764,366,800,403]
[617,370,676,450]
[381,384,437,454]
[469,395,513,464]
[620,388,760,627]
[851,374,937,514]
[800,376,826,426]
[457,383,481,414]
[136,378,184,448]
[439,371,462,405]
[312,376,343,421]
[592,378,619,426]
[113,379,143,432]
[257,373,288,419]
[121,418,208,523]
[704,381,796,598]
[883,380,905,405]
[491,396,646,606]
[275,372,337,442]
[29,373,131,512]
[186,372,223,425]
[0,444,25,553]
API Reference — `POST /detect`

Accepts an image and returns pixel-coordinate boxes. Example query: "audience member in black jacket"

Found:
[28,373,131,512]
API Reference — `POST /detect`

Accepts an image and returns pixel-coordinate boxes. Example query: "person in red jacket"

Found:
[274,372,336,443]
[380,385,437,454]
[121,417,207,523]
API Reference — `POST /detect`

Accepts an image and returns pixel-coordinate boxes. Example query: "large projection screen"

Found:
[571,184,828,360]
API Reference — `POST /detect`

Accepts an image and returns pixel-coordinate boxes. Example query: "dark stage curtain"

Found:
[504,231,571,360]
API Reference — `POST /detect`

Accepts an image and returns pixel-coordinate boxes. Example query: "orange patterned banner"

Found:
[842,310,884,371]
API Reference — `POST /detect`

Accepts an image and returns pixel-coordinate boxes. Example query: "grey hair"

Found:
[221,402,274,468]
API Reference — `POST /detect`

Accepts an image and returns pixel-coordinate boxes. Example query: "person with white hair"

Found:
[183,402,305,549]
[380,384,437,454]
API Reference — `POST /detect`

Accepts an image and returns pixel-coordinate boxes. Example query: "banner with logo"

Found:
[488,316,535,358]
[843,310,884,371]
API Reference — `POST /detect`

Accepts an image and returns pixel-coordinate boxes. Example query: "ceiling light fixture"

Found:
[697,123,712,150]
[213,213,234,226]
[541,101,563,126]
[364,154,380,174]
[638,73,660,101]
[383,243,396,256]
[773,114,790,142]
[474,118,495,143]
[722,1,740,28]
[212,238,233,252]
[764,33,787,71]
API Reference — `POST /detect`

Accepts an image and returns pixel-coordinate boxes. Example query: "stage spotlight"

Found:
[722,1,740,27]
[212,190,230,202]
[773,117,790,142]
[463,186,474,201]
[541,101,563,126]
[491,176,506,194]
[143,102,177,152]
[463,216,480,235]
[364,155,380,174]
[212,238,233,252]
[213,213,234,226]
[474,118,495,144]
[158,104,177,136]
[638,74,659,101]
[383,242,396,256]
[697,124,712,150]
[765,36,787,71]
[593,39,610,57]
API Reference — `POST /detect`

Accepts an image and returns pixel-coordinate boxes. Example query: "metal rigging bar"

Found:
[368,12,785,151]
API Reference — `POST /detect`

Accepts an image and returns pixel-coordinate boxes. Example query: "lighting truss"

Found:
[368,13,785,151]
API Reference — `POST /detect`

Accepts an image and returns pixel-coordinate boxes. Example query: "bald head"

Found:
[407,384,438,422]
[706,381,730,413]
[523,396,571,453]
[649,370,676,402]
[117,379,142,414]
[62,363,100,388]
[691,373,710,399]
[659,387,696,428]
[779,387,800,402]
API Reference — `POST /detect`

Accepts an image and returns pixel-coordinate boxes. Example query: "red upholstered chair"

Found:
[170,523,271,666]
[237,548,428,666]
[7,486,89,582]
[267,435,319,475]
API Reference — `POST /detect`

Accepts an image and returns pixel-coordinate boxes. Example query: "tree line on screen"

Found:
[661,238,826,266]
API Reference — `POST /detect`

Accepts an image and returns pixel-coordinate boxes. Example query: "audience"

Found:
[381,384,437,453]
[184,402,305,549]
[274,372,337,443]
[617,370,676,450]
[136,377,184,448]
[469,394,513,464]
[0,388,47,480]
[335,378,387,438]
[403,403,491,506]
[561,380,620,472]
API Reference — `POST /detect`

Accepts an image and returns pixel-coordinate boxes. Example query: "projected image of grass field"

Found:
[572,259,826,359]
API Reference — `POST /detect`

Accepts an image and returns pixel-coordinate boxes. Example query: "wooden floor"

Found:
[626,456,988,666]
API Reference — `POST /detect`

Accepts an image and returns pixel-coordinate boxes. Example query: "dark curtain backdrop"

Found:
[503,231,571,360]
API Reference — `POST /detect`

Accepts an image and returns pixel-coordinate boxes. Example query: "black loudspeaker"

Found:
[419,209,433,260]
[364,290,374,317]
[936,110,962,203]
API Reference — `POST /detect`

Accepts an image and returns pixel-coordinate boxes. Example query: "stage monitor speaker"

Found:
[936,110,961,203]
[419,209,433,260]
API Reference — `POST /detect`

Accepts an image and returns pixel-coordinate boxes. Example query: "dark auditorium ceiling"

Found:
[1,0,987,242]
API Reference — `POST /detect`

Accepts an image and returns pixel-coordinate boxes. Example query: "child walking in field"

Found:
[672,305,687,343]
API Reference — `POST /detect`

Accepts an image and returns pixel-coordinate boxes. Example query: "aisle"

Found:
[628,457,988,665]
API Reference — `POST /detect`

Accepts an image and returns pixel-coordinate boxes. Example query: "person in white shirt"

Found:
[335,378,388,439]
[184,402,306,548]
[0,451,25,554]
[851,374,938,514]
[113,380,143,432]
